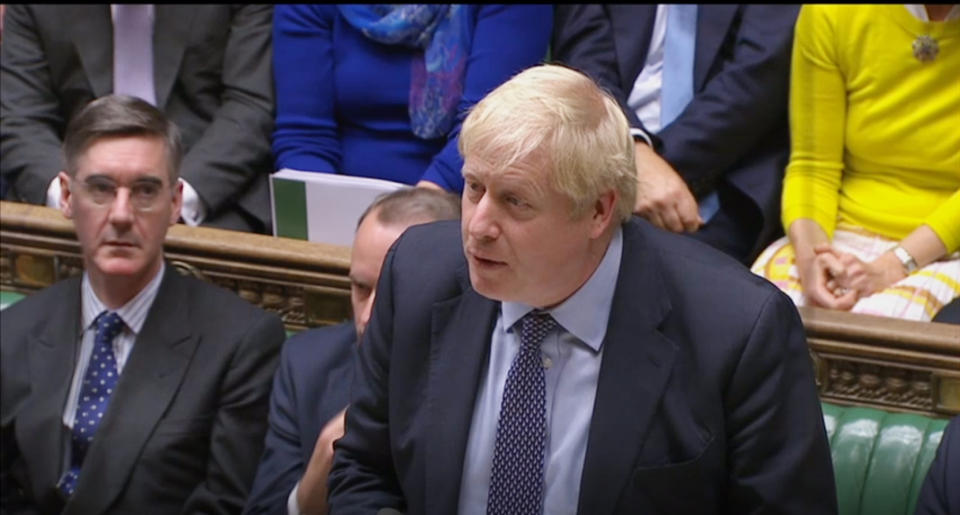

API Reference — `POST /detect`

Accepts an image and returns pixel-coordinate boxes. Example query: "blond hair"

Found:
[459,64,636,222]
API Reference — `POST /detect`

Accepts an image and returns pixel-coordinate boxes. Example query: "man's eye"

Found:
[505,195,526,208]
[132,183,161,199]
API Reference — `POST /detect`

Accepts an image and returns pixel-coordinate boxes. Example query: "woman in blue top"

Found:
[272,5,553,192]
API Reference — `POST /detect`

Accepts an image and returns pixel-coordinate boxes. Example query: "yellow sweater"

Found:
[782,5,960,252]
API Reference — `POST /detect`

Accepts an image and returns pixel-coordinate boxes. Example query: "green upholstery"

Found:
[0,290,26,311]
[822,402,947,515]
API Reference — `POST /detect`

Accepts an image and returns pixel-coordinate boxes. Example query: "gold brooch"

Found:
[912,35,939,62]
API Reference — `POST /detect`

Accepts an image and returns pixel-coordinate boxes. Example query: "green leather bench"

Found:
[0,290,25,311]
[823,402,947,515]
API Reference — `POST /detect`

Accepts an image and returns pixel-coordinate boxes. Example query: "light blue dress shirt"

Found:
[457,227,623,515]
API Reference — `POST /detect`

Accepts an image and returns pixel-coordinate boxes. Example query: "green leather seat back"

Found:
[822,402,948,515]
[0,290,26,311]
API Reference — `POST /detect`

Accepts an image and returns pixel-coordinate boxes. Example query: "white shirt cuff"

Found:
[46,176,62,208]
[287,481,302,515]
[630,127,654,147]
[179,178,207,226]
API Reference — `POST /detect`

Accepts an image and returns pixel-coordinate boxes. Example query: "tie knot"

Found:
[95,311,125,342]
[518,312,556,350]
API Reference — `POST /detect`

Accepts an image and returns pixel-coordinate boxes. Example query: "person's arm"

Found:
[0,5,67,204]
[179,5,275,223]
[328,246,405,513]
[243,343,309,515]
[914,416,960,515]
[725,290,838,514]
[271,5,341,175]
[294,409,346,515]
[183,311,285,514]
[419,4,552,192]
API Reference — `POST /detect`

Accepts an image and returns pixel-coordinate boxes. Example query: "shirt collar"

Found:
[502,225,623,352]
[81,262,166,334]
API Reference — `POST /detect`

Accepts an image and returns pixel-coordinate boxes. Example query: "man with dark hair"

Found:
[244,187,460,515]
[1,5,274,233]
[0,95,286,513]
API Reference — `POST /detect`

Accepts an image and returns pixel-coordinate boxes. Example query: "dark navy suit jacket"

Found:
[915,416,960,515]
[552,5,800,262]
[328,219,837,514]
[243,323,356,515]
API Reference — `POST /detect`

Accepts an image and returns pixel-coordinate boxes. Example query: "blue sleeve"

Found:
[243,343,304,515]
[272,5,340,174]
[421,4,553,192]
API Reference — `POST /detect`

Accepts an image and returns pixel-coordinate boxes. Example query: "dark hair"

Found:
[63,94,183,182]
[357,188,461,230]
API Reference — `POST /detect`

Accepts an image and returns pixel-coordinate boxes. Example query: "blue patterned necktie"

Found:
[58,311,125,497]
[660,4,720,222]
[487,312,557,515]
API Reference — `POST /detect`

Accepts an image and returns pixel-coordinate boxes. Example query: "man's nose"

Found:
[108,188,135,226]
[466,194,501,241]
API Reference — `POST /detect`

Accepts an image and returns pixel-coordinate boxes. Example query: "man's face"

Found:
[60,135,182,287]
[350,212,406,341]
[461,153,612,308]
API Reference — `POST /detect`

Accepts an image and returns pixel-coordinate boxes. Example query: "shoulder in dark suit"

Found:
[0,5,275,233]
[244,322,356,515]
[915,416,960,515]
[551,5,800,262]
[328,218,836,514]
[0,266,285,514]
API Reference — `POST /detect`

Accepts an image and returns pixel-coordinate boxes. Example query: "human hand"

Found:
[632,142,702,233]
[796,245,858,310]
[296,409,347,515]
[815,245,906,299]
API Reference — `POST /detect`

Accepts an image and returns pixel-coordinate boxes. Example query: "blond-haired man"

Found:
[328,64,836,514]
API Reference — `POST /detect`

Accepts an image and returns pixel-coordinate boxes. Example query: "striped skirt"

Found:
[751,224,960,322]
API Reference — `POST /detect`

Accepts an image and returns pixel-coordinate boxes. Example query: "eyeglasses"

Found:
[72,176,170,212]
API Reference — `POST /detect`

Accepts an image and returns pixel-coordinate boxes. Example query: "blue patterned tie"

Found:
[58,311,125,497]
[487,312,557,515]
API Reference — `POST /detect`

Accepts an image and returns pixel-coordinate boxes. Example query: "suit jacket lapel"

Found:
[608,4,658,94]
[153,6,194,109]
[424,271,498,515]
[694,5,738,91]
[66,6,113,98]
[18,278,82,506]
[577,222,676,514]
[66,268,199,515]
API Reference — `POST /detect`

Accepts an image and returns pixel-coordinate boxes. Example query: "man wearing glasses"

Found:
[0,95,286,514]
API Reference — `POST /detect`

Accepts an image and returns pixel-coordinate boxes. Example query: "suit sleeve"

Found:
[656,5,799,189]
[242,343,305,515]
[328,245,405,512]
[271,5,341,175]
[419,4,552,192]
[915,417,960,515]
[179,4,275,218]
[551,4,648,133]
[0,5,67,204]
[182,310,285,514]
[723,290,838,514]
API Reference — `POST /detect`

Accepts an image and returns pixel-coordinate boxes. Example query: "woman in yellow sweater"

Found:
[752,4,959,321]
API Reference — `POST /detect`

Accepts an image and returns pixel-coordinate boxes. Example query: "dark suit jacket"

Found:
[328,219,837,514]
[915,416,960,515]
[0,5,275,233]
[551,5,800,261]
[0,266,285,514]
[243,323,356,515]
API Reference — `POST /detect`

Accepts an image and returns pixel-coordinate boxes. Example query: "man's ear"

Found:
[58,171,74,219]
[590,189,618,239]
[169,178,184,226]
